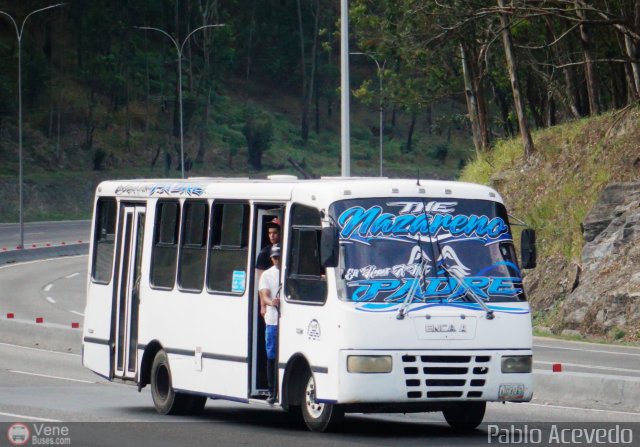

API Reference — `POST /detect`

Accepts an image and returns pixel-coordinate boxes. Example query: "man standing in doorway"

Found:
[256,217,281,316]
[259,244,281,404]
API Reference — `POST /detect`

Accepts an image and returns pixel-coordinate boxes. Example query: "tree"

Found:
[242,107,273,170]
[497,0,534,157]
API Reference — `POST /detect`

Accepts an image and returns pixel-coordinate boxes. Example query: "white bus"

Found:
[82,176,537,432]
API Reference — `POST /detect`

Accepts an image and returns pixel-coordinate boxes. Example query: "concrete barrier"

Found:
[0,243,89,265]
[533,369,640,413]
[0,318,82,354]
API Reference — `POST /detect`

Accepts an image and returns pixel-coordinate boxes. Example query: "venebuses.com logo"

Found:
[5,423,72,446]
[7,423,30,446]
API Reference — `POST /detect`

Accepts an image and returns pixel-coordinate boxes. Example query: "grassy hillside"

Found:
[461,105,640,262]
[460,105,640,341]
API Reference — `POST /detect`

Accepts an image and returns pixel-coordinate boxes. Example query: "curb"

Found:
[533,369,640,413]
[0,243,89,265]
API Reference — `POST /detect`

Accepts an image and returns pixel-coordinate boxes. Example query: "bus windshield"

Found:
[329,197,525,305]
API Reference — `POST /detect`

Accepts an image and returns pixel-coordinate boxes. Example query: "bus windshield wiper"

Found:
[396,259,425,320]
[441,265,495,320]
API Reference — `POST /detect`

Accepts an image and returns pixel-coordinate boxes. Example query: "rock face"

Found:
[561,182,640,339]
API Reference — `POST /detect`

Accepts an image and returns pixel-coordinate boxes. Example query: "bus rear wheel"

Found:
[150,349,193,415]
[301,370,343,432]
[442,401,486,431]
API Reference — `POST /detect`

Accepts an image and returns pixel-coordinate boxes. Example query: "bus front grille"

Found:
[402,354,491,399]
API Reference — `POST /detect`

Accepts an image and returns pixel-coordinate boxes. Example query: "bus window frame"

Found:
[205,200,250,296]
[284,203,327,306]
[149,199,181,291]
[177,199,210,294]
[91,197,118,285]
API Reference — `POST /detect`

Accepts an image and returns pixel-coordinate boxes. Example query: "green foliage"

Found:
[611,326,626,341]
[1,0,638,226]
[242,106,273,170]
[461,106,640,262]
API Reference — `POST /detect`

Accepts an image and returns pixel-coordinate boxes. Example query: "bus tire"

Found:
[301,370,343,432]
[442,401,486,431]
[150,349,190,415]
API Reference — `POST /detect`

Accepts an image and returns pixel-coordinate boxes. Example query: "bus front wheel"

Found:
[442,401,486,431]
[301,370,343,432]
[150,349,192,415]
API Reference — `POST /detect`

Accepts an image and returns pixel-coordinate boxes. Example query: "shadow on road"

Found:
[122,402,485,441]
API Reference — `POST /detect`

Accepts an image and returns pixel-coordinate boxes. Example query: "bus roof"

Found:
[95,177,504,204]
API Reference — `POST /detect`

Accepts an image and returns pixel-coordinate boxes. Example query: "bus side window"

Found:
[207,202,249,294]
[150,200,180,289]
[92,198,117,284]
[286,204,327,304]
[178,200,209,292]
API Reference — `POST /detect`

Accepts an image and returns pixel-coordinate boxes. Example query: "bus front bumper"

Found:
[336,349,533,404]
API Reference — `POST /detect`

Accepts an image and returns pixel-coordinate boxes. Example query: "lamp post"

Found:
[351,52,385,177]
[137,24,224,179]
[0,3,65,249]
[340,0,350,177]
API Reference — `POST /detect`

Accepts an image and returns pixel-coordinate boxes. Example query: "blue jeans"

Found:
[265,325,278,360]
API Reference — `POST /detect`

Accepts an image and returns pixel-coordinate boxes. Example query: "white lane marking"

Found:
[522,402,640,416]
[70,310,84,317]
[0,342,80,357]
[535,360,640,374]
[46,296,56,304]
[0,411,60,422]
[535,344,640,357]
[65,272,79,279]
[44,283,53,292]
[10,370,95,384]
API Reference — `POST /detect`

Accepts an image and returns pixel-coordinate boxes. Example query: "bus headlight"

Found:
[347,355,392,373]
[501,355,532,373]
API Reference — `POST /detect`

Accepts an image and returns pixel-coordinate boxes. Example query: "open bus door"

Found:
[112,204,146,381]
[249,206,283,398]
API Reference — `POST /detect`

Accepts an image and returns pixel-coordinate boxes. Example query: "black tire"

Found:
[150,349,191,415]
[284,405,303,427]
[442,401,486,431]
[301,370,344,432]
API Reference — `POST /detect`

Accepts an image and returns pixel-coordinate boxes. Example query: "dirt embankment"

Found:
[463,106,640,342]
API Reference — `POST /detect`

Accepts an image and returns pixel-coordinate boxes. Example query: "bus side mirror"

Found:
[320,226,339,268]
[520,229,537,269]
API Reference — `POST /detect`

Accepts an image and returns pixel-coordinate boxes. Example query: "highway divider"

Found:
[0,318,82,355]
[0,243,89,265]
[533,369,640,413]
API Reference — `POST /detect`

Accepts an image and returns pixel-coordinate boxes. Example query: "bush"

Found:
[242,107,273,170]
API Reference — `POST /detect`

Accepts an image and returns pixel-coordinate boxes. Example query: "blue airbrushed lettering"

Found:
[338,206,508,240]
[351,280,400,302]
[349,277,522,302]
[488,277,521,295]
[425,278,455,296]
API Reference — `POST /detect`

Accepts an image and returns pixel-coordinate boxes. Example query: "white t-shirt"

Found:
[259,265,280,326]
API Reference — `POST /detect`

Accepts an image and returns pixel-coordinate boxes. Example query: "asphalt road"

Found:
[533,337,640,377]
[0,256,87,327]
[0,256,639,446]
[0,342,638,447]
[0,220,91,250]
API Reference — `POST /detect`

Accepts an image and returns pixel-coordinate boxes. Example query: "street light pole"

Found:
[0,3,65,249]
[340,0,350,177]
[351,52,385,177]
[137,24,224,179]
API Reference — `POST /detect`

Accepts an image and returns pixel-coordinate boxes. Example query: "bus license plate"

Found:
[499,383,525,400]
